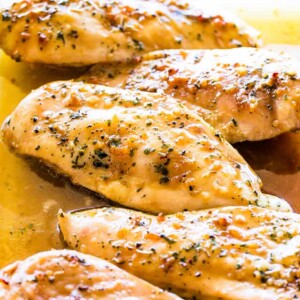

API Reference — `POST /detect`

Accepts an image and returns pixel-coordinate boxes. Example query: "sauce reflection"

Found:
[0,50,299,269]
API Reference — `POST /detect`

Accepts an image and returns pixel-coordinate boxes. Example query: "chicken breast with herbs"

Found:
[2,81,291,213]
[59,206,300,300]
[83,48,300,143]
[0,249,180,299]
[0,0,261,66]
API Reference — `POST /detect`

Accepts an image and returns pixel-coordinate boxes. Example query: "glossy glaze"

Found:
[0,43,299,271]
[60,205,300,300]
[2,81,291,213]
[0,249,181,299]
[0,0,261,66]
[83,48,300,143]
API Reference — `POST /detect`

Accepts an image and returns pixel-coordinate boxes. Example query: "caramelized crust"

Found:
[2,81,291,213]
[0,0,261,66]
[60,206,300,300]
[0,249,180,299]
[83,48,300,143]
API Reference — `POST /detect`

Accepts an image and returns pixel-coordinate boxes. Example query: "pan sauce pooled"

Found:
[0,2,299,298]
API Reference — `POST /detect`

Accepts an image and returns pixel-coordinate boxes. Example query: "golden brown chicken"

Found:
[59,205,300,300]
[0,0,261,66]
[82,48,300,143]
[2,81,291,213]
[0,249,181,299]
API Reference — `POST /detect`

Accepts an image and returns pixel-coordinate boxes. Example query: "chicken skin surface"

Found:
[1,81,291,213]
[59,206,300,300]
[0,249,181,299]
[0,0,261,66]
[83,48,300,143]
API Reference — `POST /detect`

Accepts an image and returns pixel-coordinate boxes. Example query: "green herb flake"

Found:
[160,234,176,244]
[2,11,11,21]
[57,31,65,43]
[144,148,156,155]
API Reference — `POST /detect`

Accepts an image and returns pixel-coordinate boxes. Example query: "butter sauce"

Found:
[0,51,101,268]
[0,46,299,268]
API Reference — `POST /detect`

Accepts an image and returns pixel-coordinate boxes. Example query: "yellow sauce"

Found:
[1,49,299,269]
[211,0,300,45]
[0,51,101,268]
[0,10,300,268]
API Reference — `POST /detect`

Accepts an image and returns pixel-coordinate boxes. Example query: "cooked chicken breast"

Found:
[0,0,261,66]
[2,81,291,213]
[0,249,180,299]
[83,48,300,143]
[59,206,300,300]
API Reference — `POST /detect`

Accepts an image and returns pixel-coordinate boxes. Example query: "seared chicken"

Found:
[83,48,300,143]
[59,206,300,300]
[2,81,291,213]
[0,0,261,66]
[0,249,180,299]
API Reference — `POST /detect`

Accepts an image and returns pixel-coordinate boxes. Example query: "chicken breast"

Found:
[0,0,261,66]
[2,81,291,213]
[83,48,300,143]
[59,206,300,300]
[0,249,180,299]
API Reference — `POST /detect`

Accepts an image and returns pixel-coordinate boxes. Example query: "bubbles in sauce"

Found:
[0,48,299,269]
